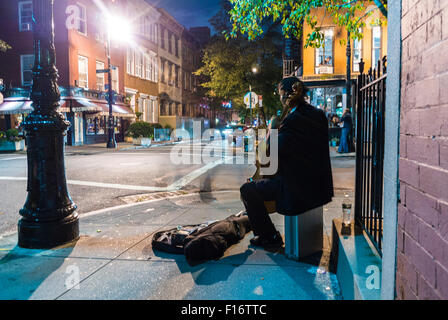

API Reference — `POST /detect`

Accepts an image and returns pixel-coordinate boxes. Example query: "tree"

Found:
[196,0,283,125]
[0,39,11,52]
[227,0,388,47]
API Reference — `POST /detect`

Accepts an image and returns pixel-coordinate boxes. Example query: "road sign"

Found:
[244,91,259,108]
[96,69,110,74]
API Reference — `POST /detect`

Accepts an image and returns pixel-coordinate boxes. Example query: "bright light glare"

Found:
[252,67,258,73]
[107,15,132,42]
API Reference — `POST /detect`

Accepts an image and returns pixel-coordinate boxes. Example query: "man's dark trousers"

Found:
[240,177,281,237]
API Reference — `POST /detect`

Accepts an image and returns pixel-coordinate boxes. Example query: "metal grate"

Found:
[354,56,387,255]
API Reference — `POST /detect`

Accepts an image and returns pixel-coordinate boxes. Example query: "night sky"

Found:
[148,0,222,31]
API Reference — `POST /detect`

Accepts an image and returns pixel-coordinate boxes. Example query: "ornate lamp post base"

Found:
[18,214,79,249]
[18,0,79,249]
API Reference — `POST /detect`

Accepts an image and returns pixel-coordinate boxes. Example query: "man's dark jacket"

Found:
[273,101,334,215]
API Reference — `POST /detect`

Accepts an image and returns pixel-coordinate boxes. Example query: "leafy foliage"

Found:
[125,122,155,139]
[0,39,11,52]
[196,1,284,124]
[227,0,387,47]
[0,129,23,142]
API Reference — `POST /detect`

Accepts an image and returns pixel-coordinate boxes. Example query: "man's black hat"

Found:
[278,76,301,94]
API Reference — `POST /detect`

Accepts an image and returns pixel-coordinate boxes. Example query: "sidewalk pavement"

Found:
[0,190,353,300]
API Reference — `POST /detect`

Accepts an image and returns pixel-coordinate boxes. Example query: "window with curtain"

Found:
[96,61,105,91]
[78,55,89,88]
[18,1,33,31]
[372,26,382,69]
[353,29,363,72]
[76,2,87,36]
[20,54,34,86]
[315,29,334,74]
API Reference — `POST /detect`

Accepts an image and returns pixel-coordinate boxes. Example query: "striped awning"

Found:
[0,97,134,118]
[0,99,33,115]
[97,103,135,118]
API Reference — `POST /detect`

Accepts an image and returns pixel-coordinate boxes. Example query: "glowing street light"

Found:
[102,13,131,149]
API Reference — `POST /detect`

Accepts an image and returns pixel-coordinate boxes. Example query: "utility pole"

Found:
[18,0,79,248]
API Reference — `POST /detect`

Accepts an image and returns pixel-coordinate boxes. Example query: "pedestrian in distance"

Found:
[240,77,334,250]
[337,108,353,153]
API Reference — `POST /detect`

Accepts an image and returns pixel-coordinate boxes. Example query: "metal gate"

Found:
[354,57,387,255]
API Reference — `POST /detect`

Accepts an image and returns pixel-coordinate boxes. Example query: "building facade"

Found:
[123,0,160,125]
[156,8,183,130]
[0,0,135,145]
[300,7,388,120]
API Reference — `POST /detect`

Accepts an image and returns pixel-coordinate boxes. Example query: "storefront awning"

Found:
[0,97,134,119]
[0,99,33,115]
[97,103,135,119]
[63,97,103,113]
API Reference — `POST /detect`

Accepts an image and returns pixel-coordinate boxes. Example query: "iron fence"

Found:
[354,56,387,255]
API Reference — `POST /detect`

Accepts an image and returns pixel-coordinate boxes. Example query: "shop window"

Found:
[372,26,382,69]
[20,54,34,86]
[78,55,89,89]
[86,116,105,135]
[315,29,334,74]
[353,30,363,72]
[96,61,105,91]
[18,1,33,31]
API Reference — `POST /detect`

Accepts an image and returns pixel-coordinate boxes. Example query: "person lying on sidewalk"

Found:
[240,76,334,250]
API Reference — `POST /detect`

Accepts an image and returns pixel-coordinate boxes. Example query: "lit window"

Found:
[96,61,105,91]
[78,55,89,89]
[18,1,33,32]
[76,3,87,36]
[315,29,334,74]
[20,54,34,86]
[372,26,382,69]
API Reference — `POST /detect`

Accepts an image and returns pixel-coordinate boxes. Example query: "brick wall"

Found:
[397,0,448,300]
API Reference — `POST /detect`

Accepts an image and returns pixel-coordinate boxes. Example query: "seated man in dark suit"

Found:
[240,77,334,250]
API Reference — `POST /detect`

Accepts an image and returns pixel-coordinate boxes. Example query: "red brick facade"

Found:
[397,0,448,300]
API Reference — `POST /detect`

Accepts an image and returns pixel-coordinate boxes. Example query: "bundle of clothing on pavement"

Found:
[151,211,251,266]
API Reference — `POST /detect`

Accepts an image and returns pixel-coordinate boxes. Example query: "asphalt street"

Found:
[0,141,354,237]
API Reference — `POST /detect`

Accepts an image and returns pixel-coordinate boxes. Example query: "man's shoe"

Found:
[250,231,284,249]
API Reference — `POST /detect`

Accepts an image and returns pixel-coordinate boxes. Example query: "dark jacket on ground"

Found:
[274,101,334,215]
[152,214,252,266]
[183,214,251,265]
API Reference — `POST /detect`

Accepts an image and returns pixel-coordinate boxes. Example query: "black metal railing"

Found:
[354,56,387,255]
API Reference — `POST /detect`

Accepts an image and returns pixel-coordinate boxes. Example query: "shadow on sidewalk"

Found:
[0,245,75,300]
[152,248,253,285]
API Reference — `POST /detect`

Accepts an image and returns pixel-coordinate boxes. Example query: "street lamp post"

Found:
[105,31,117,149]
[18,0,79,248]
[346,31,352,111]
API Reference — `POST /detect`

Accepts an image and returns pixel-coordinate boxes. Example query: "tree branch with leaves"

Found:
[227,0,387,47]
[0,39,11,52]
